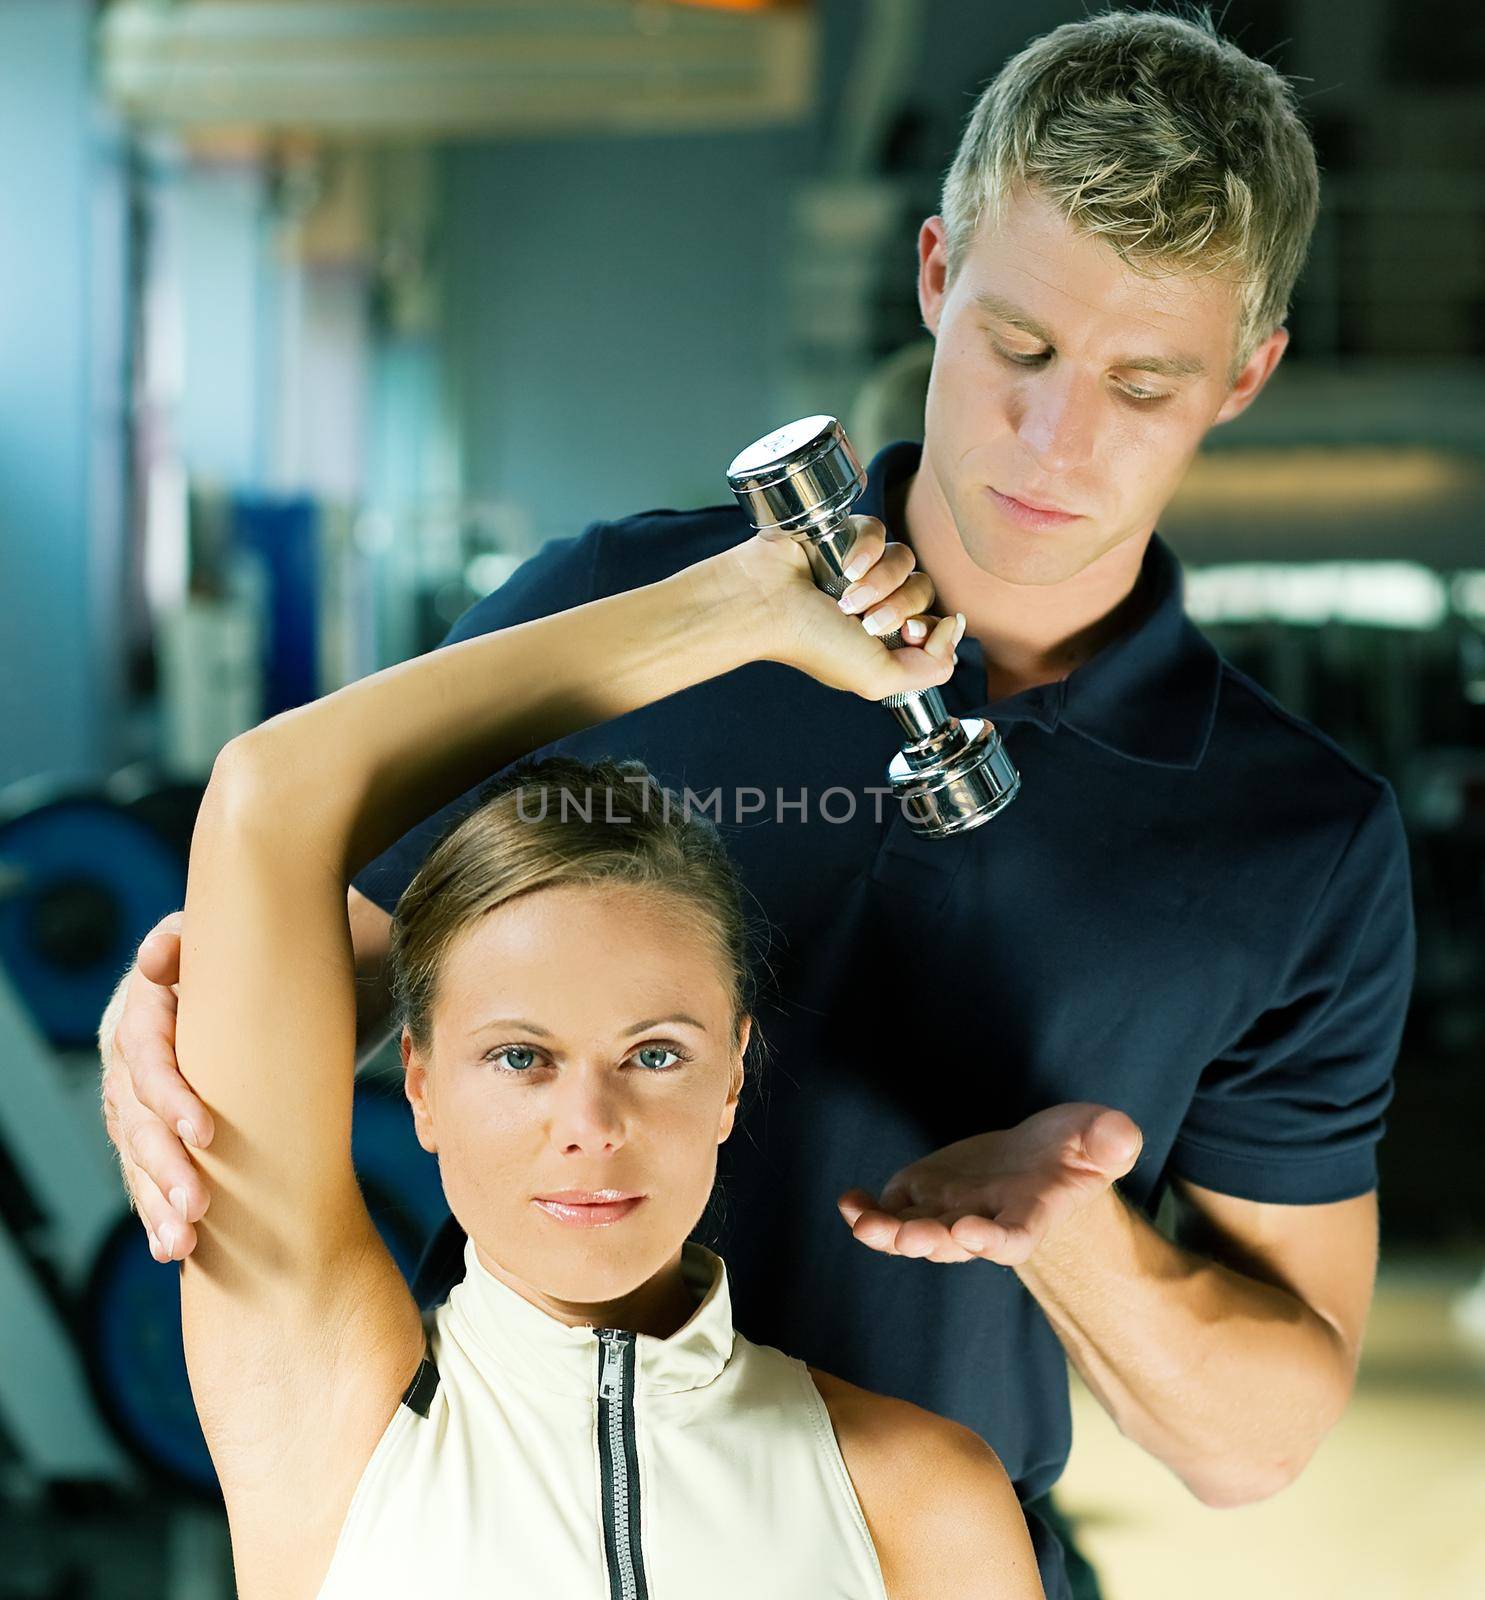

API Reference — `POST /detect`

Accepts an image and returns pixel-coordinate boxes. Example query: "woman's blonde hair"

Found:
[388,755,760,1062]
[940,5,1320,381]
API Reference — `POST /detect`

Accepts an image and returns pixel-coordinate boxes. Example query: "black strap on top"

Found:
[401,1343,441,1419]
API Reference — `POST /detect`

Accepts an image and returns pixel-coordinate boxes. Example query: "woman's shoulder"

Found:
[807,1366,1046,1600]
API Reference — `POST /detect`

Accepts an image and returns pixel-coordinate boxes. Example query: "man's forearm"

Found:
[1015,1187,1353,1507]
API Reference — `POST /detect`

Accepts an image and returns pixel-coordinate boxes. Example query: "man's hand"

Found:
[838,1103,1144,1266]
[98,911,214,1263]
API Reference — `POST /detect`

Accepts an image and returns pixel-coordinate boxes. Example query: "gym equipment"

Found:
[107,766,207,868]
[0,789,155,1487]
[726,415,1020,838]
[0,780,444,1505]
[0,780,188,1051]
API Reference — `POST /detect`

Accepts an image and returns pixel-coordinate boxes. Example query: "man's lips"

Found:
[532,1191,646,1227]
[988,487,1082,528]
[1001,488,1073,514]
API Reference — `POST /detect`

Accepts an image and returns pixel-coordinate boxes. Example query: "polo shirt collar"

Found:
[858,440,1221,771]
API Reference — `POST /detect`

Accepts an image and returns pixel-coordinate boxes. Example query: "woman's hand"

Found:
[701,517,964,700]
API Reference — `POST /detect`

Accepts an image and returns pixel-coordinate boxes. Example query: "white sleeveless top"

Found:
[314,1237,888,1599]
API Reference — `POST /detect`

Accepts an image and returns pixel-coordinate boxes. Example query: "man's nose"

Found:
[550,1065,627,1157]
[1009,366,1097,477]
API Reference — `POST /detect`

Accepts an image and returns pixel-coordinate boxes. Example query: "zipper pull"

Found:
[598,1332,623,1400]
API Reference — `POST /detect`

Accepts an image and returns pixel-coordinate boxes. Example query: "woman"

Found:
[173,522,1044,1598]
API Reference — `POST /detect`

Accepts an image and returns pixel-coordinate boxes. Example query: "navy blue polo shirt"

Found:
[353,440,1414,1599]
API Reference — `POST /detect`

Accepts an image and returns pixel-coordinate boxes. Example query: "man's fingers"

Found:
[839,1197,904,1255]
[838,1194,979,1263]
[124,1115,210,1228]
[129,1160,198,1263]
[960,1196,1056,1267]
[950,1213,1022,1262]
[837,1188,877,1226]
[135,912,184,987]
[894,1216,964,1260]
[1081,1108,1144,1177]
[117,1004,214,1150]
[948,1210,1042,1267]
[840,1204,971,1262]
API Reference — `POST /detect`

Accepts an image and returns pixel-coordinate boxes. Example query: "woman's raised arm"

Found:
[171,529,957,1573]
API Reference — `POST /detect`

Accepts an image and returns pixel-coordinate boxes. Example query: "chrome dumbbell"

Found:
[726,415,1020,838]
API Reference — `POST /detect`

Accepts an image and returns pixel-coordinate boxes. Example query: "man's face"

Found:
[403,882,745,1309]
[916,183,1286,587]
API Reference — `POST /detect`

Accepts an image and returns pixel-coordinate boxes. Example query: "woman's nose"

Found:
[549,1066,627,1156]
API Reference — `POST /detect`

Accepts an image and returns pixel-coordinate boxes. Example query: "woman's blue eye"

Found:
[632,1045,682,1071]
[490,1044,540,1072]
[485,1043,687,1073]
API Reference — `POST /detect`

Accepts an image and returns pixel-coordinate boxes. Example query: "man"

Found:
[100,12,1413,1598]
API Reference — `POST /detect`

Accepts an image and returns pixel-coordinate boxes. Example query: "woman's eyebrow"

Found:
[467,1013,709,1039]
[972,289,1207,378]
[622,1014,708,1036]
[469,1017,553,1037]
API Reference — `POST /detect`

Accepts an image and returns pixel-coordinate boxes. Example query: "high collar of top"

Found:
[444,1235,735,1400]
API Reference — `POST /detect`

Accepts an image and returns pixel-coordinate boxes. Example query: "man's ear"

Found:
[1213,325,1288,426]
[917,215,952,337]
[403,1026,438,1155]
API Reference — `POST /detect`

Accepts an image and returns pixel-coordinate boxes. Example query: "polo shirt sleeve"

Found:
[1167,782,1415,1204]
[349,522,605,916]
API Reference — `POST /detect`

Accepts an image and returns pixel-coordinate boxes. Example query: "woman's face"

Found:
[403,881,748,1310]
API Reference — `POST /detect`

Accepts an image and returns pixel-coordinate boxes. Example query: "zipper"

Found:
[596,1328,649,1600]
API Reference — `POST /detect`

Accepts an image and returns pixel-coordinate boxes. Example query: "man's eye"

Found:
[996,345,1169,404]
[996,346,1049,367]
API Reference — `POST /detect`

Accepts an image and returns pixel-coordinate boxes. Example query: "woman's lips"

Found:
[988,487,1082,530]
[532,1195,646,1227]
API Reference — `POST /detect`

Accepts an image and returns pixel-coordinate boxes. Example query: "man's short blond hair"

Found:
[941,5,1320,383]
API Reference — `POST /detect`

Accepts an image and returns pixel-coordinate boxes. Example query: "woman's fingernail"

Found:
[863,611,892,637]
[903,618,927,642]
[177,1119,199,1148]
[146,1229,162,1261]
[838,588,866,614]
[159,1222,178,1256]
[954,612,967,647]
[844,555,870,582]
[170,1186,190,1221]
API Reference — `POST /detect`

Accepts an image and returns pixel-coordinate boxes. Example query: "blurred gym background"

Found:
[0,0,1481,1595]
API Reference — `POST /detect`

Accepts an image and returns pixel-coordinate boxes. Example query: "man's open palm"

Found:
[838,1103,1144,1267]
